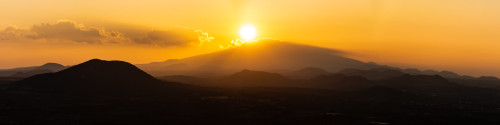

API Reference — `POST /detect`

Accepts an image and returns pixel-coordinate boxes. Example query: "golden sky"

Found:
[1,0,500,76]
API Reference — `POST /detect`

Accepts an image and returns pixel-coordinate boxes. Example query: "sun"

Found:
[239,24,257,40]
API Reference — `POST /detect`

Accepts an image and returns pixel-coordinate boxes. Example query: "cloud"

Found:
[134,29,213,47]
[0,26,31,40]
[0,20,215,47]
[0,21,128,43]
[29,21,104,43]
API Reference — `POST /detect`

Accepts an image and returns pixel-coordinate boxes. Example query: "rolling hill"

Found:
[10,59,170,94]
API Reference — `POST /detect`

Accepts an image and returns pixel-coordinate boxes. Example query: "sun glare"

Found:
[239,24,257,40]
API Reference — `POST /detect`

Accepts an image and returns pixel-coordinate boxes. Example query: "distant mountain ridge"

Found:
[401,68,475,79]
[138,40,381,77]
[309,73,373,91]
[0,63,68,78]
[215,69,295,87]
[138,39,496,80]
[285,67,330,79]
[338,68,405,80]
[10,69,53,78]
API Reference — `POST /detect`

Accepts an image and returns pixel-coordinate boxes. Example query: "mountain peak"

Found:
[217,70,293,87]
[286,67,330,79]
[37,62,66,71]
[40,63,64,67]
[87,58,105,62]
[80,58,120,65]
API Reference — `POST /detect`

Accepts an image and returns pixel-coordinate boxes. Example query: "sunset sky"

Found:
[1,0,500,77]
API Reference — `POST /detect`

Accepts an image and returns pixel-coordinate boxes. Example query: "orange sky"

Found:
[1,0,500,77]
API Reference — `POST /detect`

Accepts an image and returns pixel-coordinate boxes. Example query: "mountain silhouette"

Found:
[478,76,500,80]
[36,63,66,71]
[435,71,462,79]
[309,73,373,91]
[354,86,419,102]
[215,69,294,87]
[0,63,67,77]
[138,40,381,77]
[285,67,330,79]
[11,59,166,94]
[400,68,473,79]
[338,68,405,80]
[10,69,53,78]
[385,75,454,87]
[381,74,468,94]
[450,76,500,90]
[158,75,208,85]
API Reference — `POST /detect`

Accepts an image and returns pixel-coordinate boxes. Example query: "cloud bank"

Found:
[135,29,213,47]
[0,20,214,47]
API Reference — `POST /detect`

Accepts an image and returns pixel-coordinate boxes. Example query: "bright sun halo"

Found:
[239,24,257,40]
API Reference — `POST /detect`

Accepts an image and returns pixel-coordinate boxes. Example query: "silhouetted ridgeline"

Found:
[137,40,382,77]
[216,69,294,87]
[0,63,67,78]
[135,40,500,90]
[285,67,330,79]
[2,59,500,124]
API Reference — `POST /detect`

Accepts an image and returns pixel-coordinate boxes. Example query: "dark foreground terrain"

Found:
[1,59,500,125]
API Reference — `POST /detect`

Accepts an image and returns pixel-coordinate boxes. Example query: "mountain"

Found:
[157,75,208,85]
[385,74,454,86]
[285,67,330,79]
[478,76,500,80]
[35,63,66,71]
[0,77,22,85]
[0,63,67,77]
[435,71,462,79]
[10,69,53,78]
[400,68,474,79]
[381,74,468,95]
[215,69,295,87]
[401,68,422,75]
[353,86,419,102]
[137,40,381,77]
[450,76,500,90]
[309,73,373,91]
[338,68,405,80]
[0,66,39,76]
[421,70,440,75]
[11,59,168,94]
[3,59,500,125]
